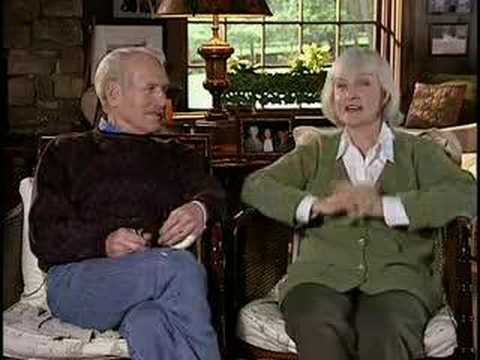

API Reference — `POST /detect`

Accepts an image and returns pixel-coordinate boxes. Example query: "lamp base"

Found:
[206,109,229,122]
[198,42,234,116]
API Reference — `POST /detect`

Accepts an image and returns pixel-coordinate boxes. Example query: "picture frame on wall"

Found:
[430,23,469,56]
[240,118,294,158]
[113,0,160,19]
[427,0,472,14]
[90,25,164,83]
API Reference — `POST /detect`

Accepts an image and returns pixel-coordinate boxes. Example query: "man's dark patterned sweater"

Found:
[30,130,226,272]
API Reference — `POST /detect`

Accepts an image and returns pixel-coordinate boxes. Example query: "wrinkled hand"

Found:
[333,181,383,218]
[158,202,206,247]
[105,227,151,258]
[310,181,383,220]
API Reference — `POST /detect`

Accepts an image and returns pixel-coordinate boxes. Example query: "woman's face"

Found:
[332,64,384,130]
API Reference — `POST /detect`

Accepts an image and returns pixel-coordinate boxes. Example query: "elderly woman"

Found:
[241,48,476,360]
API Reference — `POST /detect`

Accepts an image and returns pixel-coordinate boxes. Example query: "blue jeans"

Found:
[47,248,221,360]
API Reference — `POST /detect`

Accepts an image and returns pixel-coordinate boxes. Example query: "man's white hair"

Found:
[94,47,166,109]
[320,47,403,126]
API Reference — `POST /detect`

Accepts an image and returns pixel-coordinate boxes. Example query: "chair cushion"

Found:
[3,301,129,359]
[462,153,477,179]
[236,297,457,357]
[19,177,48,309]
[405,82,467,129]
[423,73,477,124]
[237,297,297,353]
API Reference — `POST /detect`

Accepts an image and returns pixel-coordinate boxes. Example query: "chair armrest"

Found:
[2,203,24,310]
[199,221,227,355]
[443,216,475,357]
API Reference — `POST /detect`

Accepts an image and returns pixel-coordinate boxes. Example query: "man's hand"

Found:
[158,202,206,247]
[105,228,150,258]
[310,181,383,220]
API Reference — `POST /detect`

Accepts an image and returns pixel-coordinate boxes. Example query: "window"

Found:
[187,0,403,110]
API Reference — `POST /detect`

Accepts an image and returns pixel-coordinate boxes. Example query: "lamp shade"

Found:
[156,0,272,17]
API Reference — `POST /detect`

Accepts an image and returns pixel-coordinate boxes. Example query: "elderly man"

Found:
[30,47,225,360]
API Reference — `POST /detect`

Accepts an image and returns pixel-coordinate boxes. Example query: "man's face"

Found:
[110,53,169,134]
[332,64,384,130]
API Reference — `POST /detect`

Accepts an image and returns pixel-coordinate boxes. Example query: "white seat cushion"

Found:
[19,177,48,309]
[3,301,129,359]
[236,297,457,357]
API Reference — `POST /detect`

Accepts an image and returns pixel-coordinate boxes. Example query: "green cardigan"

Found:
[241,129,477,313]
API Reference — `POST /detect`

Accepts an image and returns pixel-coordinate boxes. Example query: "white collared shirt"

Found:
[296,123,409,227]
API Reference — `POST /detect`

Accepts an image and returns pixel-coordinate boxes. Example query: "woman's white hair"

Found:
[320,47,403,126]
[94,46,165,109]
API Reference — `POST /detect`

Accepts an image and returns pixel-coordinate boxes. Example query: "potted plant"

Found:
[223,43,332,109]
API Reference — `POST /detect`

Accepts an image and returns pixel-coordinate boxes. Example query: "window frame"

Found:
[186,0,404,111]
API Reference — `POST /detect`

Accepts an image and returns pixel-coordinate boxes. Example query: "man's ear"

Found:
[105,81,122,107]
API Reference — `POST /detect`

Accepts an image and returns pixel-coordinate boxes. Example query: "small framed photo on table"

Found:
[240,118,294,158]
[430,24,469,56]
[427,0,472,14]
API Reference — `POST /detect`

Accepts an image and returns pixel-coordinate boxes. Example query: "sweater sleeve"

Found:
[176,145,226,225]
[29,138,108,270]
[241,139,320,226]
[399,139,477,231]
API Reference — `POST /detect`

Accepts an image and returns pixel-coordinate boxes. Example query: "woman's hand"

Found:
[310,181,383,220]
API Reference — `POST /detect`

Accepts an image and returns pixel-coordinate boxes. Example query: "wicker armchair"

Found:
[232,208,477,360]
[3,133,228,359]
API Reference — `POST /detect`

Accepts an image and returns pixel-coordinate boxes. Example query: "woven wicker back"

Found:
[234,209,293,306]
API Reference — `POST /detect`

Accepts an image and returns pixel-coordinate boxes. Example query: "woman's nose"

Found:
[345,85,358,98]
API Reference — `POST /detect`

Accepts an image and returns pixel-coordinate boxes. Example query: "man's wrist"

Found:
[191,200,208,228]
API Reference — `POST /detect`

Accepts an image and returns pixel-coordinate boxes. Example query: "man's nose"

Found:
[154,89,168,103]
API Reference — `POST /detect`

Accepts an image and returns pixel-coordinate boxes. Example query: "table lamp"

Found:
[155,0,272,119]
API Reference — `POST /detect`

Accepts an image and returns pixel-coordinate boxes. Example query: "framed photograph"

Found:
[427,0,472,14]
[240,118,294,157]
[430,24,469,56]
[90,25,164,83]
[113,0,160,19]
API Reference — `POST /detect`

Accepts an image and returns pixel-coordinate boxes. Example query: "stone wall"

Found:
[4,0,89,135]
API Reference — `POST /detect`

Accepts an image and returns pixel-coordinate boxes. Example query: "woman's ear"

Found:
[382,91,390,107]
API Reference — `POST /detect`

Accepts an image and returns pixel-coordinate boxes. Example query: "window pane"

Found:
[341,0,375,21]
[227,24,262,66]
[266,0,299,21]
[304,0,336,22]
[265,24,299,67]
[303,25,336,55]
[188,23,214,65]
[339,24,375,53]
[188,68,212,109]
